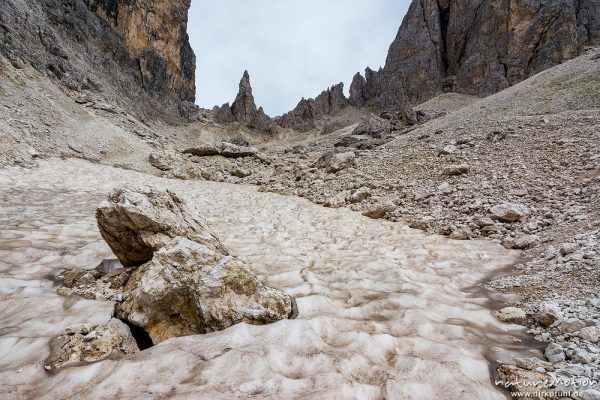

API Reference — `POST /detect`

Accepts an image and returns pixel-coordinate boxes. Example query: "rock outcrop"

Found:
[277,83,349,132]
[355,0,600,106]
[214,71,274,132]
[62,186,295,345]
[0,0,195,119]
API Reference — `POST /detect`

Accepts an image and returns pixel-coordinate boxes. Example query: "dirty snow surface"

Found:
[0,159,524,399]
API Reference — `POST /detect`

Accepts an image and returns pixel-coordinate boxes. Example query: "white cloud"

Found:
[188,0,410,116]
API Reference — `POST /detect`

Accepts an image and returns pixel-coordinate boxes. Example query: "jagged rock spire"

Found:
[214,71,274,133]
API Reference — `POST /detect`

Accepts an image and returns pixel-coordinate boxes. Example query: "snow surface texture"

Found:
[0,159,524,399]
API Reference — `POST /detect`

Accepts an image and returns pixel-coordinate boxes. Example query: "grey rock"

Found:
[442,164,470,176]
[503,235,540,250]
[490,203,530,223]
[315,151,355,173]
[561,318,587,334]
[352,114,392,138]
[219,142,259,158]
[96,185,228,268]
[494,307,527,325]
[46,319,138,371]
[182,144,222,157]
[362,202,395,219]
[535,304,563,327]
[560,242,580,256]
[350,187,372,203]
[545,342,566,363]
[579,326,600,343]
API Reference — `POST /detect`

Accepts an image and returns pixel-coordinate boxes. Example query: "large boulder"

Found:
[118,237,295,344]
[219,142,259,158]
[61,186,295,346]
[315,151,356,173]
[96,186,228,268]
[352,114,392,138]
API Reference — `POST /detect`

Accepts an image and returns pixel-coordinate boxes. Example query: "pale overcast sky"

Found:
[187,1,410,116]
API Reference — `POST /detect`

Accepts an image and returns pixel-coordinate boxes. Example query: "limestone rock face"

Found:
[215,71,274,132]
[118,237,295,344]
[96,186,228,268]
[358,0,600,105]
[0,0,195,119]
[278,83,349,132]
[83,0,196,101]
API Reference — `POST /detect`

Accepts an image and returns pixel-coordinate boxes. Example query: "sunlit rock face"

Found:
[84,0,196,101]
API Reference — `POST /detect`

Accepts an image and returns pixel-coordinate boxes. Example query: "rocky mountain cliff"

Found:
[277,83,349,132]
[0,0,196,120]
[354,0,600,106]
[278,0,600,131]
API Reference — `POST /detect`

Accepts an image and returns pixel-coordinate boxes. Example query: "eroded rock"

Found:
[96,186,228,268]
[45,319,138,371]
[352,114,392,138]
[117,237,295,344]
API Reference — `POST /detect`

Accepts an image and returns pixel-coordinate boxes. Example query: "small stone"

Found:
[442,164,469,176]
[495,307,527,325]
[75,272,97,286]
[567,347,593,364]
[438,145,457,155]
[559,242,579,256]
[561,318,586,334]
[475,217,495,227]
[83,331,97,341]
[324,194,346,208]
[545,343,566,363]
[350,187,371,203]
[231,167,250,178]
[220,142,260,158]
[579,326,600,343]
[362,202,395,219]
[66,324,92,335]
[503,235,540,250]
[438,182,453,194]
[329,152,355,173]
[515,357,552,370]
[61,269,88,288]
[450,227,472,240]
[535,304,563,327]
